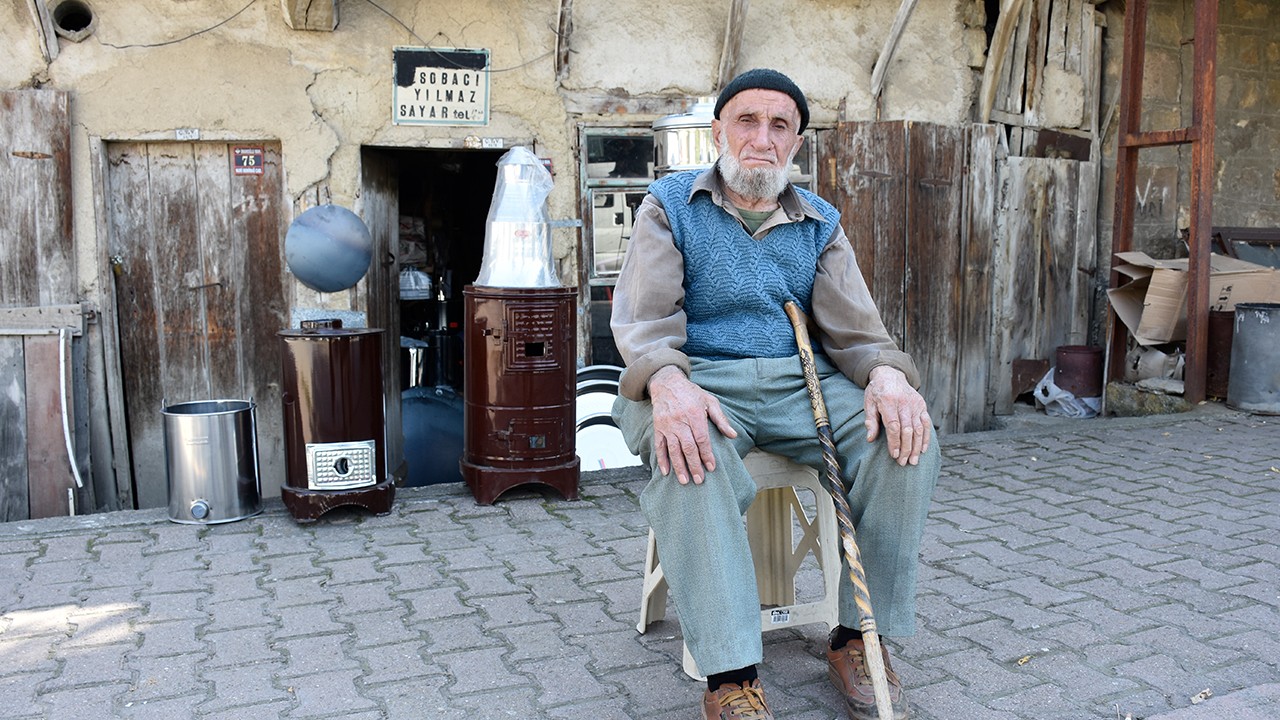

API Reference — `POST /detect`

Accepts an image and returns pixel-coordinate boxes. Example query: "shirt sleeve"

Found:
[609,193,692,400]
[811,225,923,389]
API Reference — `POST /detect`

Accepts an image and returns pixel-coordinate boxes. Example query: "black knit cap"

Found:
[713,68,809,133]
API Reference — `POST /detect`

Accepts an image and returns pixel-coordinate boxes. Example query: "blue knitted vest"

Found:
[649,171,841,360]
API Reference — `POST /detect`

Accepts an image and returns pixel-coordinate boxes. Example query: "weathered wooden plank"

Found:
[24,0,58,62]
[25,335,77,518]
[1085,14,1104,149]
[1003,0,1035,116]
[991,156,1089,414]
[1024,0,1052,122]
[0,304,84,335]
[196,144,241,399]
[1038,159,1080,351]
[981,0,1029,123]
[716,0,750,89]
[991,158,1041,413]
[959,125,1000,432]
[1073,161,1099,344]
[1065,0,1085,75]
[150,143,210,406]
[1047,0,1070,71]
[94,141,133,510]
[0,337,29,521]
[904,122,965,434]
[230,143,288,497]
[834,121,907,345]
[1,90,73,308]
[361,149,403,484]
[108,143,169,508]
[870,0,920,104]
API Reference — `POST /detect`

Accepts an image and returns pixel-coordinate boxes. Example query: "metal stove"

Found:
[279,320,395,521]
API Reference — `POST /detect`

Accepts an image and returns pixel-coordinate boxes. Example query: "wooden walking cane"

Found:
[783,301,896,720]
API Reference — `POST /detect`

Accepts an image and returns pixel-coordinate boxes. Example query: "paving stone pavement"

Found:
[0,404,1276,719]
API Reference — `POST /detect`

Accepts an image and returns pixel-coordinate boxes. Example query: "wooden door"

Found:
[105,142,287,508]
[990,156,1097,413]
[823,122,997,434]
[0,89,86,520]
[360,148,403,481]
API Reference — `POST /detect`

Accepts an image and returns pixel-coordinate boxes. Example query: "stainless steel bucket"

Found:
[1227,303,1280,415]
[163,399,263,524]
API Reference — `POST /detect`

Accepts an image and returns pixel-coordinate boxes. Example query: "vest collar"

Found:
[688,166,825,225]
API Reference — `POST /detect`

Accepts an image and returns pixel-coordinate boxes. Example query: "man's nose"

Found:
[748,123,773,148]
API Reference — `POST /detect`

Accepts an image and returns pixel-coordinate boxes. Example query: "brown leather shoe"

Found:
[702,679,775,720]
[826,631,908,720]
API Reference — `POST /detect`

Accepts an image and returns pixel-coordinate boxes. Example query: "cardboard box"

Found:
[1107,251,1280,346]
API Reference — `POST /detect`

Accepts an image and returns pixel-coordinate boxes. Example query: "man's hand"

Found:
[647,366,738,484]
[864,366,932,466]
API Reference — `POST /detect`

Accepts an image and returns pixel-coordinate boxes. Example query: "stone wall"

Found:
[1214,0,1280,230]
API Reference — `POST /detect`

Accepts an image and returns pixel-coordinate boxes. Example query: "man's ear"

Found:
[710,118,724,147]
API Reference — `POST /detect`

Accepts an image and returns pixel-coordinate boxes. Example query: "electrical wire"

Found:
[96,0,553,72]
[101,0,258,49]
[362,0,554,73]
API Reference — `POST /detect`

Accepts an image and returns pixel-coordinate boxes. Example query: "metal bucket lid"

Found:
[162,399,255,416]
[652,97,716,131]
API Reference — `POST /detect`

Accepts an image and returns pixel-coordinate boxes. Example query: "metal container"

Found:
[279,321,395,521]
[1054,345,1104,398]
[163,399,262,524]
[1227,303,1280,414]
[461,285,579,504]
[653,97,718,177]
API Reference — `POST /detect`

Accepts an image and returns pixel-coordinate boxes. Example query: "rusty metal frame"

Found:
[1108,0,1218,403]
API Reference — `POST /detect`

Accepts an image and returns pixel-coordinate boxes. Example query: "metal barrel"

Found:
[1227,303,1280,414]
[1054,345,1104,398]
[163,400,262,524]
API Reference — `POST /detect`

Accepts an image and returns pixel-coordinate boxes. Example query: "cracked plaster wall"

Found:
[565,0,974,124]
[3,0,978,311]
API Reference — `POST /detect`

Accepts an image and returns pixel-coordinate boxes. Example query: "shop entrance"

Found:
[361,146,502,487]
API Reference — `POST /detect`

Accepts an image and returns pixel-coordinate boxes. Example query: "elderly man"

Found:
[611,68,940,720]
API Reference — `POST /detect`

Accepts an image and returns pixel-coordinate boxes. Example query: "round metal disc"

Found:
[284,205,373,293]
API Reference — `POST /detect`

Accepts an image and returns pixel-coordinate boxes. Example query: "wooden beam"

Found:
[870,0,920,106]
[561,90,694,118]
[716,0,750,89]
[555,0,574,81]
[88,137,134,510]
[978,0,1028,123]
[280,0,337,31]
[24,0,58,63]
[0,304,85,336]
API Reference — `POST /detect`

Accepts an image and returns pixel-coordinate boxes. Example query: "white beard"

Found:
[715,135,794,202]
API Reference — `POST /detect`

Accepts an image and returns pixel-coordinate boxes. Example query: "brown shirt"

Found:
[610,167,921,401]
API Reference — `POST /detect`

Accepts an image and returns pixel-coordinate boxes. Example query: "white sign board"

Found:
[392,47,490,126]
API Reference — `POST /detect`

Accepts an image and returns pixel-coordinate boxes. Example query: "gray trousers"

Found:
[614,355,939,676]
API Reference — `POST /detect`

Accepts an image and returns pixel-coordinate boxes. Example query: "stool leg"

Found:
[747,486,798,607]
[637,529,668,633]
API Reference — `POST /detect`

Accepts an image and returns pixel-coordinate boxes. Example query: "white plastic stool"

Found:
[635,449,841,680]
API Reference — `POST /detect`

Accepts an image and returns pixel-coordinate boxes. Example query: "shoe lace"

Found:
[843,645,870,681]
[717,684,771,719]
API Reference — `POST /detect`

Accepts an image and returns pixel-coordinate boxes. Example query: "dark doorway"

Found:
[383,148,502,486]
